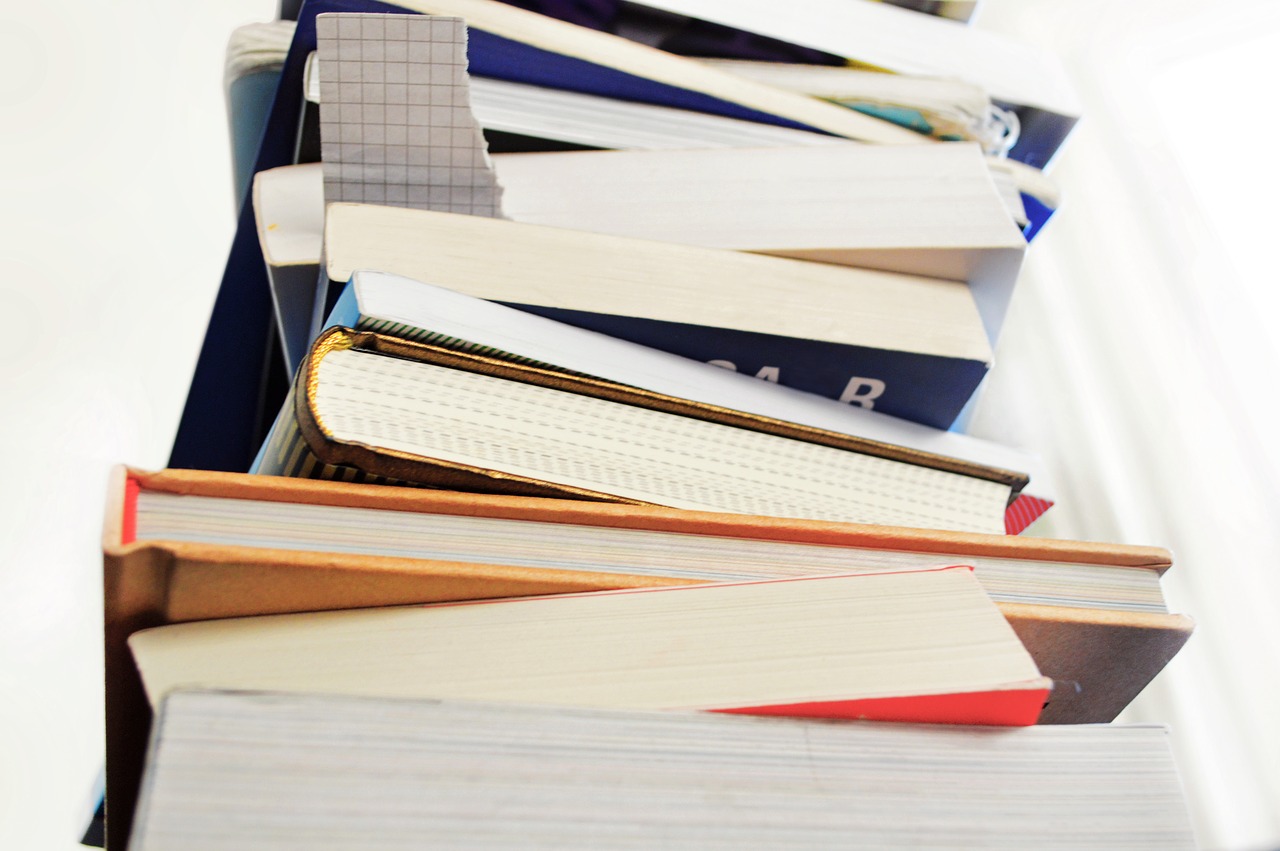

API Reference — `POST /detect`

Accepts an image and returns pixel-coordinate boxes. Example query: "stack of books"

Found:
[97,2,1199,848]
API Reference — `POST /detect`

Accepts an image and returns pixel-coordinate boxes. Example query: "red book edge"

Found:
[716,684,1050,727]
[121,475,140,545]
[1005,494,1054,535]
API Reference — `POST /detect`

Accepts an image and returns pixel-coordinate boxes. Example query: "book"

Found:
[692,59,1066,236]
[701,58,1012,150]
[488,142,1027,343]
[251,158,326,376]
[257,325,1018,529]
[224,21,293,207]
[127,691,1197,850]
[320,205,996,428]
[256,143,1026,367]
[109,466,1190,722]
[350,0,925,142]
[605,0,1081,169]
[321,268,1055,531]
[171,0,921,474]
[128,567,1052,723]
[100,465,1192,848]
[301,48,858,152]
[299,50,1040,226]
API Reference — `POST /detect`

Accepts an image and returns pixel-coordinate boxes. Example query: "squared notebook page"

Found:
[312,348,1011,533]
[316,13,503,215]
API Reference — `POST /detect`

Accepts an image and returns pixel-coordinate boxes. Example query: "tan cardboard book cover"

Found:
[257,328,1021,535]
[102,466,1192,848]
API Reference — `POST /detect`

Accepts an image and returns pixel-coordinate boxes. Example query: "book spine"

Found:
[508,304,990,430]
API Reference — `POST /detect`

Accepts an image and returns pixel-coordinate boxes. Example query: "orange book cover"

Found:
[102,465,1193,848]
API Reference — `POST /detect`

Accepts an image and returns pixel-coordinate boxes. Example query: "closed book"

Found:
[256,142,1027,372]
[128,568,1052,724]
[127,690,1197,850]
[257,326,1017,529]
[318,268,1054,531]
[172,0,916,474]
[606,0,1081,168]
[100,466,1194,848]
[322,205,996,428]
[488,142,1026,343]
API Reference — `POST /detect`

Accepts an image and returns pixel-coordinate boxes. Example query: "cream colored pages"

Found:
[304,57,854,151]
[312,349,1011,532]
[324,205,993,363]
[493,143,1024,259]
[626,0,1080,114]
[130,692,1197,851]
[134,489,1167,611]
[129,569,1045,709]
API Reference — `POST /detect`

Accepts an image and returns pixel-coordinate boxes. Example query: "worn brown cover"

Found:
[290,327,1029,496]
[102,465,1193,849]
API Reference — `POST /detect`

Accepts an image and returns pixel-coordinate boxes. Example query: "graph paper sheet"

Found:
[315,13,504,216]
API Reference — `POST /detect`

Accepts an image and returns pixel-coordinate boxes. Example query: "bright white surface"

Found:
[972,2,1280,848]
[0,2,275,848]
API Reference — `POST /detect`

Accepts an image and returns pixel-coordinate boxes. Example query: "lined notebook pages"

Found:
[311,347,1012,533]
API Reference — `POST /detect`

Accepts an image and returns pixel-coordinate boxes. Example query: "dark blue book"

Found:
[322,204,994,429]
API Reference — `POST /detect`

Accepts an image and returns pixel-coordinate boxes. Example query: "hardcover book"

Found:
[99,465,1194,847]
[257,325,1017,529]
[602,0,1081,169]
[321,268,1054,531]
[128,568,1052,723]
[126,691,1197,850]
[321,205,996,428]
[172,0,917,474]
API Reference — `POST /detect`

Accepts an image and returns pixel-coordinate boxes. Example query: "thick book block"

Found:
[128,568,1052,723]
[314,269,1055,532]
[323,205,995,428]
[258,326,1017,532]
[611,0,1081,168]
[128,691,1197,850]
[490,143,1027,343]
[101,466,1194,851]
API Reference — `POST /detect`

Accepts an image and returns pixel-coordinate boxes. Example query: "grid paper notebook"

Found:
[316,13,503,215]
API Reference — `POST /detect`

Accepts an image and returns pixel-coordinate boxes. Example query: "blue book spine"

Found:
[1020,192,1056,242]
[509,305,988,430]
[1001,102,1078,171]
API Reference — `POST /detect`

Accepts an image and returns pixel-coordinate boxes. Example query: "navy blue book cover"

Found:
[511,305,988,430]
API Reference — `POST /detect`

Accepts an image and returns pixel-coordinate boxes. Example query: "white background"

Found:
[0,2,276,847]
